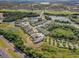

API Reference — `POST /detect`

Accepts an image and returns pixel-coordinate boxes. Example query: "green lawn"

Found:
[52,28,74,36]
[45,10,79,15]
[0,10,79,15]
[0,10,42,13]
[51,28,75,39]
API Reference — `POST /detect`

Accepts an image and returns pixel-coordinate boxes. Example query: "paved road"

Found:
[0,48,9,58]
[0,35,25,58]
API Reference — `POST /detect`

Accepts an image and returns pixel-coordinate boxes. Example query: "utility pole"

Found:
[31,3,33,12]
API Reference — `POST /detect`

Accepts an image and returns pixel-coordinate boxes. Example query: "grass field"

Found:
[52,28,75,38]
[45,10,79,15]
[0,10,42,13]
[0,10,79,15]
[0,23,40,48]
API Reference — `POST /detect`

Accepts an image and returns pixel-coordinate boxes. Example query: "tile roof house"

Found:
[15,20,45,43]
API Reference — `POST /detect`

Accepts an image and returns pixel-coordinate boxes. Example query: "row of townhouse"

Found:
[15,19,44,43]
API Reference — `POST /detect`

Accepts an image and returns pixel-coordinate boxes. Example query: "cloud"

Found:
[0,0,78,2]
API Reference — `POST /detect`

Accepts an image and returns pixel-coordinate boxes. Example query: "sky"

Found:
[0,0,79,2]
[0,0,71,1]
